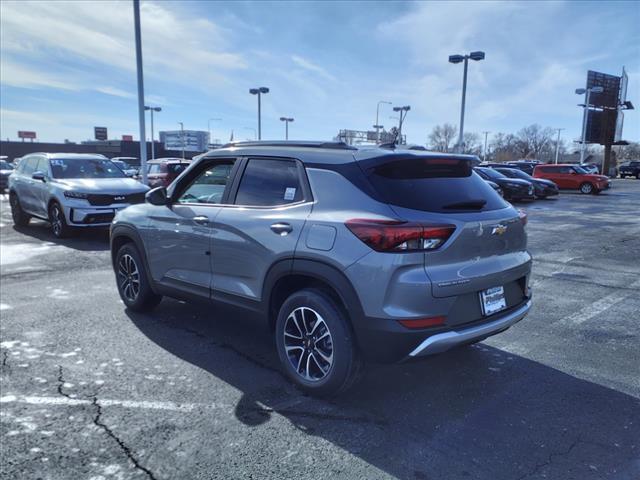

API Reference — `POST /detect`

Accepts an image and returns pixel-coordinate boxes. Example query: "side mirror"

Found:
[145,186,168,206]
[32,171,46,182]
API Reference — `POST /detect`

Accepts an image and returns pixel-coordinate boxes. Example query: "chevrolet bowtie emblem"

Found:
[491,224,507,236]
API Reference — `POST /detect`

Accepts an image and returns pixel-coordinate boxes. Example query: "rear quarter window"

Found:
[366,157,508,213]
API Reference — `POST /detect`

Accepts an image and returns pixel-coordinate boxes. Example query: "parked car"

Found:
[474,167,535,201]
[145,158,191,188]
[111,159,138,177]
[533,164,610,194]
[579,163,600,175]
[486,180,504,197]
[618,161,640,179]
[0,159,15,193]
[494,167,559,199]
[110,141,532,396]
[505,161,541,175]
[111,157,139,168]
[9,153,149,238]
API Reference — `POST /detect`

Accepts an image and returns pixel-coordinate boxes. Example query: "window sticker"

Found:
[284,187,296,201]
[51,159,65,166]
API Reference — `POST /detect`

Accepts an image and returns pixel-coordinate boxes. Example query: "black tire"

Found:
[275,288,361,397]
[9,192,30,227]
[636,173,640,180]
[48,201,72,238]
[115,243,162,312]
[579,182,593,194]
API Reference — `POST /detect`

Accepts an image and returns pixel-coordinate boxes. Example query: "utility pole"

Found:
[554,128,564,164]
[133,0,147,184]
[482,131,490,161]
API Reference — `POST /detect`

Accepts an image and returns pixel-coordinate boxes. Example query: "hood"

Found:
[585,174,608,181]
[54,177,149,194]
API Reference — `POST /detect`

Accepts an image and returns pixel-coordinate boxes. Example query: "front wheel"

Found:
[49,202,72,238]
[579,182,594,194]
[115,243,162,312]
[275,289,361,396]
[10,193,30,227]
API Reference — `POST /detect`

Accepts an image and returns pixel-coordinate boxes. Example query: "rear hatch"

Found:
[361,154,531,301]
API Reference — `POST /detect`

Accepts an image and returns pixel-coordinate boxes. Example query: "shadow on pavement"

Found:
[127,298,639,480]
[11,222,110,251]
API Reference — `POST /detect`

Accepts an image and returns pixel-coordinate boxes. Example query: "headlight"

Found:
[63,191,89,199]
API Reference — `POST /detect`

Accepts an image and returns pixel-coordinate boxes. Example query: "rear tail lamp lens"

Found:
[345,219,455,252]
[518,209,528,226]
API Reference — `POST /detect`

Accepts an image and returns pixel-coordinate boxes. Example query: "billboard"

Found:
[94,126,108,141]
[18,131,36,139]
[585,109,618,145]
[586,70,621,109]
[122,135,133,141]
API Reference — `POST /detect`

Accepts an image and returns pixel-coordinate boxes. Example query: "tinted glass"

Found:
[573,166,588,174]
[168,163,189,175]
[235,159,302,206]
[178,161,234,205]
[148,164,164,174]
[475,167,507,180]
[21,157,37,175]
[35,158,49,175]
[367,158,507,213]
[498,168,531,180]
[0,161,13,170]
[50,158,126,179]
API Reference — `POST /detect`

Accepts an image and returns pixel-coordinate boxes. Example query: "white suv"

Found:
[9,153,149,238]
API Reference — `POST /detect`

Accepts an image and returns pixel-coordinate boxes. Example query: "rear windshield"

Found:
[366,157,508,213]
[475,167,506,180]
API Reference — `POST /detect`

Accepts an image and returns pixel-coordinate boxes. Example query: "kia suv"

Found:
[9,153,149,237]
[533,164,610,194]
[110,142,532,396]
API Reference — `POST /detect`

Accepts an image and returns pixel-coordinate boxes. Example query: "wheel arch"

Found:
[110,225,158,294]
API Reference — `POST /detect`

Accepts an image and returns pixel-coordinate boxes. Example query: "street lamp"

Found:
[144,106,161,160]
[392,105,410,143]
[208,118,221,146]
[374,101,392,143]
[249,87,269,140]
[279,117,294,140]
[177,121,185,159]
[449,50,485,152]
[244,127,257,140]
[575,86,604,164]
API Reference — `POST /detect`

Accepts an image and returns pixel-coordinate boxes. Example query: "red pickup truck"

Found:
[533,164,610,194]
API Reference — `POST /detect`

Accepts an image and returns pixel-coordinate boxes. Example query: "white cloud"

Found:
[291,55,337,82]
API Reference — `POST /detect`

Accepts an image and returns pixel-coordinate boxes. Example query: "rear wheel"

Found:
[275,289,361,396]
[115,243,162,312]
[9,192,30,227]
[579,182,593,194]
[49,202,72,238]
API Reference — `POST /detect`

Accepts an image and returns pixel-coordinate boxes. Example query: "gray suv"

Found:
[9,153,149,238]
[110,142,532,396]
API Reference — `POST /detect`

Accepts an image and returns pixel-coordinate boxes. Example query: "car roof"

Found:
[199,141,479,166]
[147,157,190,163]
[27,153,108,160]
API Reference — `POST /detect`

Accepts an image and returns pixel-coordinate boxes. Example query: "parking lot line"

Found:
[562,280,640,326]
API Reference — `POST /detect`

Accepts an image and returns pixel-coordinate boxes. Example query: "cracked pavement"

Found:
[1,181,639,480]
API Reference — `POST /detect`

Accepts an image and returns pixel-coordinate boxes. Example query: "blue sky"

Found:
[1,0,639,146]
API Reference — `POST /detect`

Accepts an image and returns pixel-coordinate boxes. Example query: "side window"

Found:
[234,159,303,207]
[21,157,36,175]
[35,157,49,175]
[177,161,235,205]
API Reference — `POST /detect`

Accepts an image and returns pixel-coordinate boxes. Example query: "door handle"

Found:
[270,222,292,235]
[193,215,209,226]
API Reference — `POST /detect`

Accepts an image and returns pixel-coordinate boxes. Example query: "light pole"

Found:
[375,101,392,143]
[208,118,221,146]
[392,106,410,143]
[449,51,485,152]
[133,0,147,185]
[144,106,161,160]
[249,87,269,140]
[244,127,257,140]
[482,131,490,161]
[178,121,185,159]
[554,128,565,164]
[575,86,604,164]
[279,117,294,140]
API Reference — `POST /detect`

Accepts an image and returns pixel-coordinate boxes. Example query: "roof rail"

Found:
[220,140,357,150]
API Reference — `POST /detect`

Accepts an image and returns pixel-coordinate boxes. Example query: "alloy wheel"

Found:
[580,183,592,194]
[283,307,334,381]
[118,254,141,302]
[51,205,63,236]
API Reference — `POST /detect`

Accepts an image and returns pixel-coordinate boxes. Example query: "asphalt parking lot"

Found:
[1,181,639,480]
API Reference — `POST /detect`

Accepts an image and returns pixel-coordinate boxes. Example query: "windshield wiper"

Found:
[443,199,487,210]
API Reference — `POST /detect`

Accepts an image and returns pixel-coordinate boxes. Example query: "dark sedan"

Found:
[495,167,558,199]
[475,167,535,201]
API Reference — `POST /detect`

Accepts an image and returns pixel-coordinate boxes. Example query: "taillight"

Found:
[345,219,455,252]
[518,209,527,226]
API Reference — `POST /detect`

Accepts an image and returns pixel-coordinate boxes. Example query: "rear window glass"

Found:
[235,159,303,206]
[366,157,508,213]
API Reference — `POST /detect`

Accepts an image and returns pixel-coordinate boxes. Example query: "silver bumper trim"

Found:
[408,300,531,357]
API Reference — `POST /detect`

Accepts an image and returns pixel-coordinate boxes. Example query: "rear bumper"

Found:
[408,300,531,357]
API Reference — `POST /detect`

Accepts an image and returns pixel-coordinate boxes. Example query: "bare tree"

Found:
[515,124,555,160]
[428,123,457,152]
[490,132,519,162]
[616,142,640,161]
[461,132,481,155]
